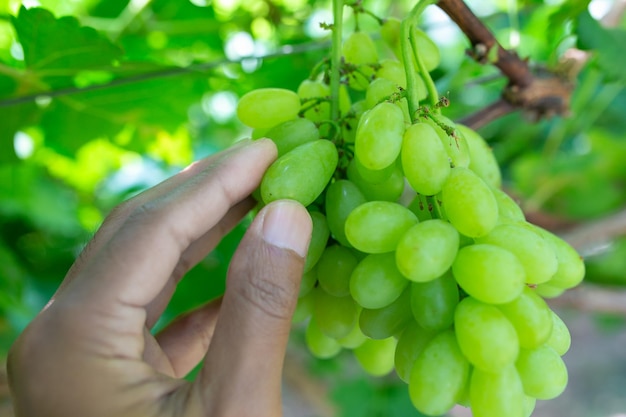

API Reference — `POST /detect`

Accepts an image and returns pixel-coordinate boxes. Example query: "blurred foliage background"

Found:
[1,0,626,416]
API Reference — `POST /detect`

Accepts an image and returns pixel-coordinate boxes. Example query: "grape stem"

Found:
[330,0,344,122]
[401,0,437,122]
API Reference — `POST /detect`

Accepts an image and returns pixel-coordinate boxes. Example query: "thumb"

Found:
[195,200,312,415]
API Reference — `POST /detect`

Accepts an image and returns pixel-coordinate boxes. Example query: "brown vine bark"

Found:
[437,0,574,129]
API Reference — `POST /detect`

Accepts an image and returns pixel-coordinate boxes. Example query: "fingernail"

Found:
[262,201,312,258]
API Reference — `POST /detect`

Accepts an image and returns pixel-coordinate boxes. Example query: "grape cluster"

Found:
[236,18,584,417]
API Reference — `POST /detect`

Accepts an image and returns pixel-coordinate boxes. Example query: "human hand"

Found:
[7,139,313,417]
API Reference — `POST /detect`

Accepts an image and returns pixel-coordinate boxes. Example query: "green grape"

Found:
[317,245,359,297]
[312,289,359,339]
[453,244,525,304]
[410,271,459,331]
[343,31,378,90]
[292,291,314,323]
[401,122,451,196]
[491,187,526,223]
[251,127,270,139]
[476,223,558,285]
[261,140,338,207]
[470,365,524,417]
[338,84,352,116]
[409,330,470,416]
[303,211,330,272]
[376,59,407,87]
[342,100,368,144]
[354,337,397,377]
[364,78,410,123]
[355,102,406,171]
[237,88,301,129]
[523,395,537,417]
[441,167,499,238]
[380,17,402,60]
[353,156,395,184]
[325,179,367,247]
[264,117,319,156]
[456,124,502,189]
[407,194,434,222]
[380,18,440,72]
[394,322,436,383]
[345,201,418,253]
[350,253,409,309]
[535,282,565,299]
[396,219,459,283]
[498,287,553,349]
[297,79,330,123]
[359,286,412,339]
[347,159,405,202]
[455,297,519,372]
[305,318,342,359]
[338,322,368,349]
[299,267,317,298]
[516,346,568,400]
[422,115,471,169]
[546,310,571,356]
[534,227,586,289]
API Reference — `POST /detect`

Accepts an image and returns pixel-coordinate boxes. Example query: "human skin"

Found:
[7,138,313,417]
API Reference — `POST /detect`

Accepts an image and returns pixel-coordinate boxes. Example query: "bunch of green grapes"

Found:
[236,17,584,417]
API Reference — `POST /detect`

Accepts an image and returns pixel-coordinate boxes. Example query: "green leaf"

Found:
[576,10,626,84]
[12,7,123,87]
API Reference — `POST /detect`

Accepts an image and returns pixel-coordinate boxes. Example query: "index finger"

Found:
[62,139,277,309]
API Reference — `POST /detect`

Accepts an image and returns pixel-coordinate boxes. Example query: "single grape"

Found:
[491,187,526,223]
[359,286,412,339]
[337,322,368,349]
[376,59,407,87]
[455,297,519,372]
[305,318,342,359]
[380,17,402,60]
[535,282,565,299]
[297,79,330,123]
[347,159,405,202]
[422,115,471,169]
[292,291,314,323]
[343,31,378,90]
[457,124,502,189]
[264,117,319,156]
[299,267,317,298]
[325,179,367,247]
[354,337,397,377]
[396,219,459,283]
[411,28,441,72]
[516,345,568,400]
[546,310,571,356]
[353,156,395,184]
[534,226,586,289]
[355,102,406,171]
[452,244,525,304]
[394,322,436,383]
[409,330,470,416]
[401,122,451,196]
[350,252,409,309]
[345,201,417,253]
[303,211,330,272]
[470,365,525,417]
[441,167,499,238]
[410,271,459,331]
[498,287,553,349]
[317,245,359,297]
[476,223,558,285]
[312,288,359,339]
[237,88,301,129]
[261,139,338,207]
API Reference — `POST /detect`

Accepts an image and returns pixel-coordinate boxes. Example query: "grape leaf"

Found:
[11,7,123,88]
[575,10,626,84]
